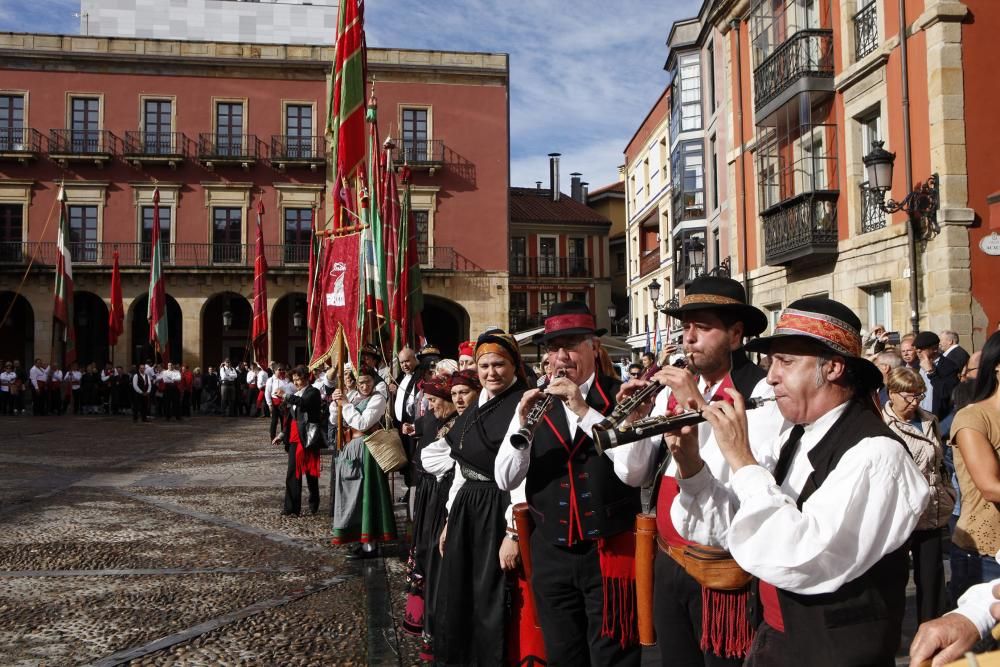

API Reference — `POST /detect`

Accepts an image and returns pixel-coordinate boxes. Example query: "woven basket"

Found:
[364,428,408,473]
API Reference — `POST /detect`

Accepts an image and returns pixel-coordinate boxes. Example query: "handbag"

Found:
[304,422,326,450]
[364,427,408,473]
[660,537,753,591]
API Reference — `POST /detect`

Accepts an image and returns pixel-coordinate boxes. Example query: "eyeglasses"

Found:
[897,392,925,404]
[629,371,641,378]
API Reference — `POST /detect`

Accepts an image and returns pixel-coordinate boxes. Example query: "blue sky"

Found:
[0,0,702,192]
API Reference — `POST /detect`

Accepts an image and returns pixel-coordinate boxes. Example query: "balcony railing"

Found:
[0,127,43,154]
[271,135,325,163]
[423,246,483,272]
[753,29,834,109]
[853,2,879,61]
[123,131,189,158]
[762,192,839,266]
[49,129,120,155]
[0,242,311,268]
[197,133,260,161]
[509,255,593,278]
[859,182,887,234]
[393,139,445,166]
[509,313,546,332]
[638,249,661,277]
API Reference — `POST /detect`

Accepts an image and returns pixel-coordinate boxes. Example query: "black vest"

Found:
[755,399,909,667]
[526,373,640,545]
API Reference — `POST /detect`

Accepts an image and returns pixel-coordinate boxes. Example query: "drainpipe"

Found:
[899,0,920,334]
[731,18,751,302]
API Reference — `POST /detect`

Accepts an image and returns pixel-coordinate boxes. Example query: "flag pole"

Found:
[337,328,346,451]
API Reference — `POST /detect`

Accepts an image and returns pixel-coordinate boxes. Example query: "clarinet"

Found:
[591,396,777,455]
[510,369,567,450]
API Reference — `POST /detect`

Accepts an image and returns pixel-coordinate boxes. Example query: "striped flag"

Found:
[394,168,424,348]
[251,198,269,366]
[53,186,76,367]
[148,188,169,363]
[326,0,367,231]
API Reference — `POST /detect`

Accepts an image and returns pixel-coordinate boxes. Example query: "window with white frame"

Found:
[866,284,891,331]
[766,304,782,334]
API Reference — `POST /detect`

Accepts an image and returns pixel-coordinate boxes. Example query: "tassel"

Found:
[700,586,753,658]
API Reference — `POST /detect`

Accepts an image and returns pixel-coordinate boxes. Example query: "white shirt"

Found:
[29,365,48,389]
[159,369,181,384]
[219,366,238,382]
[673,400,930,595]
[330,391,387,431]
[952,557,1000,639]
[49,370,63,383]
[101,369,116,383]
[394,373,415,423]
[247,370,258,385]
[0,371,15,391]
[66,370,82,389]
[257,370,269,389]
[144,365,157,382]
[133,373,150,394]
[266,376,295,405]
[494,372,660,495]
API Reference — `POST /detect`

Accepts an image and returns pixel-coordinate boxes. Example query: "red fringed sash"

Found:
[598,530,639,649]
[290,419,322,478]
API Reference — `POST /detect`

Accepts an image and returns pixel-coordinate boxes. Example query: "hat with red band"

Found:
[745,297,883,389]
[531,300,607,345]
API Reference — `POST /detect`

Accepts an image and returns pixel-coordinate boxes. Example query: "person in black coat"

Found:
[272,366,324,516]
[914,331,960,420]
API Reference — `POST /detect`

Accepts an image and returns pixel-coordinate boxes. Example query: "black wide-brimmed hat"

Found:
[913,331,940,349]
[664,275,768,337]
[745,297,883,389]
[417,344,442,362]
[531,300,607,345]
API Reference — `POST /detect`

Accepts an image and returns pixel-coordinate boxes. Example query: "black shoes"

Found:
[346,544,379,560]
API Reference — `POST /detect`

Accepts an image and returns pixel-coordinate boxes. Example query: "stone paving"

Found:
[0,415,420,666]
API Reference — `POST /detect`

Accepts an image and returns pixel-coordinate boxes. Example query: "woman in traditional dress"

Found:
[422,333,527,665]
[329,366,396,558]
[403,376,458,638]
[271,366,323,516]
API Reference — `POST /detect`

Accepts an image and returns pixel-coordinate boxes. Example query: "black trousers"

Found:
[163,384,181,420]
[283,444,318,514]
[653,549,744,667]
[911,527,948,623]
[32,386,46,415]
[132,393,148,421]
[530,533,641,667]
[269,407,282,441]
[248,385,259,415]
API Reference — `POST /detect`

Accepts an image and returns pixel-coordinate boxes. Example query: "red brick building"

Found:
[0,33,509,366]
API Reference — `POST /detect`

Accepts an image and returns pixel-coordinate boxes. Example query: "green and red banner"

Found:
[108,249,124,346]
[309,234,362,370]
[252,198,269,366]
[53,186,76,367]
[147,188,169,363]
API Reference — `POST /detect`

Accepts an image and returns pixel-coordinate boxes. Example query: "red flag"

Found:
[327,0,367,230]
[148,188,169,363]
[310,233,361,369]
[108,249,124,346]
[252,198,269,366]
[53,187,77,366]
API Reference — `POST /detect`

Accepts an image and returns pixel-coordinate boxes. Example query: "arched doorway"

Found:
[0,291,34,365]
[272,292,308,367]
[421,295,470,360]
[202,292,253,367]
[74,291,110,368]
[130,293,183,365]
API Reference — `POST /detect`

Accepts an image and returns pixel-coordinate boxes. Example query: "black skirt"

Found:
[434,478,510,666]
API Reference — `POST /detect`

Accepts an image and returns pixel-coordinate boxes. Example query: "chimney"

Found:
[535,180,542,193]
[548,153,561,201]
[570,172,583,202]
[581,181,589,203]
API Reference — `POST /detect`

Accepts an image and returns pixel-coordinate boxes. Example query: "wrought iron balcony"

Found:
[859,182,887,234]
[0,127,42,159]
[762,192,839,266]
[393,139,445,170]
[422,246,483,272]
[509,312,546,332]
[123,131,190,164]
[197,133,260,166]
[48,129,120,163]
[0,242,311,269]
[753,29,834,112]
[270,135,326,169]
[853,2,879,61]
[509,255,593,278]
[638,248,661,277]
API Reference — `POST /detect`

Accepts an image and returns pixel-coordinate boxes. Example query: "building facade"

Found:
[81,0,338,45]
[629,0,999,350]
[0,32,509,367]
[585,179,627,336]
[508,155,612,336]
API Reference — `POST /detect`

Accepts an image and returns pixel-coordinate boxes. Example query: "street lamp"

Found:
[648,278,661,306]
[222,307,233,330]
[293,307,304,330]
[686,237,706,278]
[863,140,939,239]
[607,303,617,335]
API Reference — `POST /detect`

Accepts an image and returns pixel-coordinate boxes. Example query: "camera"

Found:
[884,331,901,346]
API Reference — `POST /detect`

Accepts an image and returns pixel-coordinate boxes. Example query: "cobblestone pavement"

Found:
[0,415,422,666]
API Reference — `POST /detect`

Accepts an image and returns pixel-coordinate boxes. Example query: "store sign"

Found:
[980,232,1000,256]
